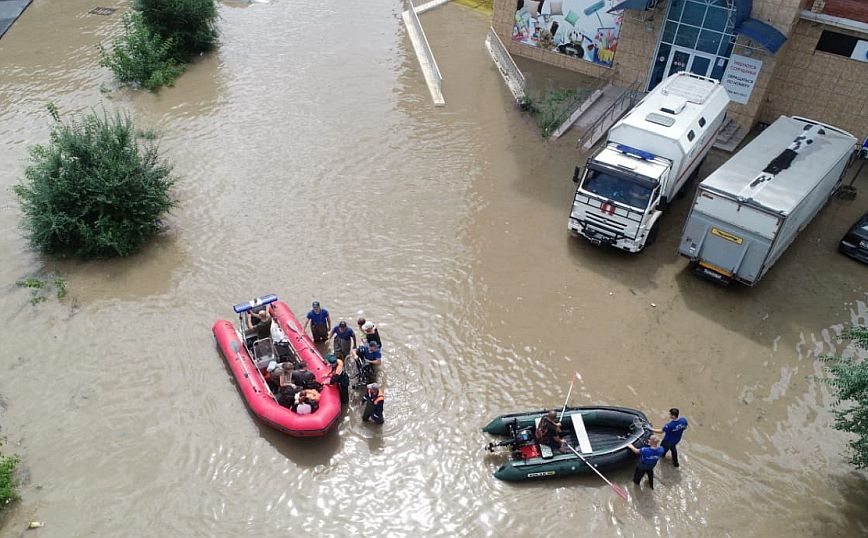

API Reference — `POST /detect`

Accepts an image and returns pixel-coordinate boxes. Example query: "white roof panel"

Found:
[615,73,727,142]
[700,116,856,215]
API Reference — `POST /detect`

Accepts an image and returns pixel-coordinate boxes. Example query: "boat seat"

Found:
[253,337,277,369]
[569,413,593,454]
[534,418,555,459]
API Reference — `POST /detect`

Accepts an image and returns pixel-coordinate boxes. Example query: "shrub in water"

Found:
[99,12,183,91]
[138,0,219,60]
[14,106,178,259]
[0,440,20,510]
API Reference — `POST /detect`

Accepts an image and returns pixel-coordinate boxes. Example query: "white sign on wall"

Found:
[721,54,763,105]
[851,40,868,63]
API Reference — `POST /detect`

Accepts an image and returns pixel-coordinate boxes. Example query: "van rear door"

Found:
[679,189,780,285]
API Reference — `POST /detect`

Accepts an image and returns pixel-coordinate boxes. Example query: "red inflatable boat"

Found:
[212,295,341,437]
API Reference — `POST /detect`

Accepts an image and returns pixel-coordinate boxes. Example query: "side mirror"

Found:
[572,166,582,184]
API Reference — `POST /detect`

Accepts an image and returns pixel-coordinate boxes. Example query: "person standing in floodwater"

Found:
[653,408,688,467]
[304,301,331,343]
[629,436,664,490]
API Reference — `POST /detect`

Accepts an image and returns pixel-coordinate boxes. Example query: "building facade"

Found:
[492,0,868,139]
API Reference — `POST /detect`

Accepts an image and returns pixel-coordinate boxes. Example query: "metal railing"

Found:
[542,89,591,138]
[404,0,444,105]
[485,27,526,102]
[576,80,644,150]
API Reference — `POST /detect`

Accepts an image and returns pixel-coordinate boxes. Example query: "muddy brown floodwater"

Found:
[1,1,867,536]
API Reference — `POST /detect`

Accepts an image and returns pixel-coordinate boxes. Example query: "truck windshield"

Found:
[582,169,654,210]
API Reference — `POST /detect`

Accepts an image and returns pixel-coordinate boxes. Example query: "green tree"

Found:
[14,106,178,259]
[99,12,183,91]
[137,0,219,61]
[824,327,868,468]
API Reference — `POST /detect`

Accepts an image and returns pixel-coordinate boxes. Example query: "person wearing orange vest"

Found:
[362,383,384,424]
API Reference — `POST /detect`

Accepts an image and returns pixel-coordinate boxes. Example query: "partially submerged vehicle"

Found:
[212,294,341,437]
[483,406,652,481]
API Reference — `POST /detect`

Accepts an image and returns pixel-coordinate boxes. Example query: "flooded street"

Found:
[1,1,867,536]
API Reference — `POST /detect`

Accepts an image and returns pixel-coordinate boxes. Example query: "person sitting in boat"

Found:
[357,318,382,347]
[295,389,320,413]
[290,366,319,390]
[326,354,350,405]
[246,306,271,330]
[331,320,357,360]
[276,383,300,409]
[265,361,291,393]
[536,410,569,453]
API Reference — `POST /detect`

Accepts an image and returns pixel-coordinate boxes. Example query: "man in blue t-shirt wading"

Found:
[303,301,331,343]
[628,436,664,490]
[652,407,688,468]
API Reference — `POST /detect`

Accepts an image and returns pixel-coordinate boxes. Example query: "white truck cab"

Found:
[568,72,730,253]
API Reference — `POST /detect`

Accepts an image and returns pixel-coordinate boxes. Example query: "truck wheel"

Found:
[678,157,706,199]
[645,223,659,248]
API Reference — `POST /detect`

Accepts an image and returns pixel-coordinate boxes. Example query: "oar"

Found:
[559,372,581,422]
[566,444,630,501]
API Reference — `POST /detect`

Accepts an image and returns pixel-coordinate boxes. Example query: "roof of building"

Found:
[700,116,857,215]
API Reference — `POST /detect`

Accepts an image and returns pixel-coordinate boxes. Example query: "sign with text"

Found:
[721,54,763,105]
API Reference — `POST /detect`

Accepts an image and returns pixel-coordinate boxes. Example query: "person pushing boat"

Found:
[628,436,664,490]
[651,407,688,467]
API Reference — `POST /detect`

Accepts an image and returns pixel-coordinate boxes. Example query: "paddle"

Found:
[557,370,629,501]
[566,444,630,501]
[559,371,581,422]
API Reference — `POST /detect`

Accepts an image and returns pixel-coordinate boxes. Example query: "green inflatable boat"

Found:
[482,406,652,482]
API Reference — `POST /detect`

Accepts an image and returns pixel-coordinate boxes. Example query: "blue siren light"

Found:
[233,294,278,314]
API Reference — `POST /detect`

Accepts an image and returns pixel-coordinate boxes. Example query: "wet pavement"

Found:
[0,1,867,536]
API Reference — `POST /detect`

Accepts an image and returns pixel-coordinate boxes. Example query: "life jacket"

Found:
[367,389,384,405]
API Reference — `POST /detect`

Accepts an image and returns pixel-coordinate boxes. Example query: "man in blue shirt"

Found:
[653,408,688,468]
[628,436,664,489]
[303,301,331,343]
[331,320,357,360]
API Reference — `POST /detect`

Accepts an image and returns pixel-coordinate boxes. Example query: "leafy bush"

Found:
[14,106,178,259]
[137,0,219,60]
[824,327,868,468]
[99,12,183,91]
[0,440,20,510]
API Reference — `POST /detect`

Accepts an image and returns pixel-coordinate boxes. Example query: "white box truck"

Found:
[678,116,857,286]
[568,72,730,252]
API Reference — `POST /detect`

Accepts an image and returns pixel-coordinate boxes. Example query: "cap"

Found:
[362,322,375,332]
[325,354,337,364]
[312,301,320,308]
[367,383,380,390]
[368,340,379,348]
[339,320,347,327]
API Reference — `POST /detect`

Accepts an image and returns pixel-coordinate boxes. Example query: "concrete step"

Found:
[575,84,635,151]
[713,118,746,153]
[550,87,604,140]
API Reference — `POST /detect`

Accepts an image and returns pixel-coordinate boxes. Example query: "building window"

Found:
[647,0,737,91]
[815,30,868,64]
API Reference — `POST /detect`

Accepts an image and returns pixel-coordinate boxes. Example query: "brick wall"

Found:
[818,0,868,24]
[761,19,868,137]
[491,0,868,135]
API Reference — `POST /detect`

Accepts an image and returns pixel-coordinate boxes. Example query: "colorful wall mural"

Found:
[512,0,624,68]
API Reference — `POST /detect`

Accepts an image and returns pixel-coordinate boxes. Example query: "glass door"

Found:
[664,46,715,79]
